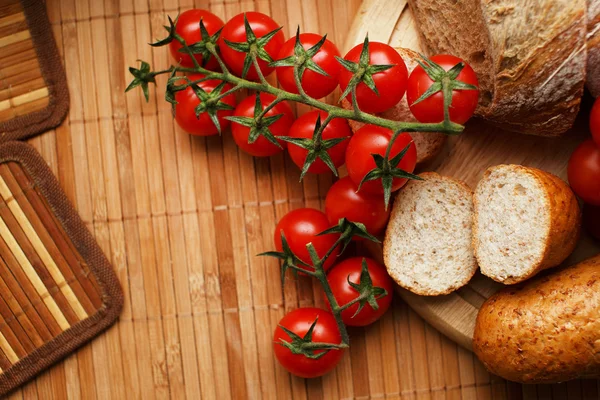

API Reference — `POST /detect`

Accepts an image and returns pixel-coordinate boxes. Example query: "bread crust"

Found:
[587,0,600,97]
[408,0,586,136]
[473,165,581,284]
[473,254,600,383]
[383,172,477,295]
[341,48,447,166]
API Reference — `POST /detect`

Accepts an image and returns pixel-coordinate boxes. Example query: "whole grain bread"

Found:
[383,172,477,295]
[473,254,600,383]
[408,0,586,136]
[341,47,446,166]
[473,165,581,284]
[587,0,600,96]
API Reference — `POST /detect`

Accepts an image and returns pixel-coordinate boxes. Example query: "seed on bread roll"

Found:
[473,165,581,284]
[383,172,477,295]
[341,47,447,166]
[473,254,600,383]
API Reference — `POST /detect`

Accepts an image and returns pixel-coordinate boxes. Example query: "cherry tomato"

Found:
[345,125,417,195]
[230,93,294,157]
[287,110,352,174]
[590,97,600,147]
[338,42,408,114]
[406,54,479,124]
[168,10,224,70]
[273,307,343,378]
[174,74,236,136]
[324,257,393,327]
[218,12,284,80]
[583,204,600,241]
[325,177,390,236]
[274,208,340,272]
[568,139,600,206]
[275,33,341,99]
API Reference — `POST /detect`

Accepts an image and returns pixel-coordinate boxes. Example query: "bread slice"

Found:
[341,47,446,166]
[408,0,586,136]
[587,0,600,97]
[473,165,581,284]
[383,172,477,295]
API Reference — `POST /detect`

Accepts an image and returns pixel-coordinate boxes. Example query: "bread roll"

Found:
[408,0,586,136]
[473,165,581,284]
[341,47,446,166]
[473,254,600,383]
[383,172,477,295]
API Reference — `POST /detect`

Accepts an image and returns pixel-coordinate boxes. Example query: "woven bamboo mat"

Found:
[11,0,598,399]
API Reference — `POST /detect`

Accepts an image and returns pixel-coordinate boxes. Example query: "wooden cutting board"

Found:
[348,0,600,351]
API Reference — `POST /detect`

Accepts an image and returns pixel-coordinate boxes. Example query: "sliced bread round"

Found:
[383,172,477,295]
[473,165,581,284]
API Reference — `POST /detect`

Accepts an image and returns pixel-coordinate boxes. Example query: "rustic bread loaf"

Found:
[587,0,600,96]
[383,172,477,295]
[341,47,446,166]
[473,165,581,284]
[408,0,587,136]
[473,254,600,383]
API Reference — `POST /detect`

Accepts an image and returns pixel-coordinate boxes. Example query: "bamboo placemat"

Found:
[0,0,69,142]
[12,0,598,399]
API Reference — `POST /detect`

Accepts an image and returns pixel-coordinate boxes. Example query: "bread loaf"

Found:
[587,0,600,96]
[383,172,477,295]
[408,0,586,136]
[341,47,446,166]
[473,254,600,383]
[473,165,581,284]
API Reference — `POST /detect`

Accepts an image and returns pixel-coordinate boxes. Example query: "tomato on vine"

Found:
[568,139,600,205]
[338,39,408,114]
[325,177,390,236]
[230,93,294,157]
[174,74,236,136]
[168,10,224,70]
[274,208,340,272]
[406,54,479,124]
[324,257,393,327]
[273,308,344,378]
[285,110,352,177]
[274,32,341,99]
[219,12,284,80]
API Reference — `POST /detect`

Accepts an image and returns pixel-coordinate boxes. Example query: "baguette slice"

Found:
[473,165,581,284]
[383,172,477,295]
[341,47,446,166]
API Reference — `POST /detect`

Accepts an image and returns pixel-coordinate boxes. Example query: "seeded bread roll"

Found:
[473,254,600,383]
[341,47,446,166]
[383,172,477,295]
[473,165,581,284]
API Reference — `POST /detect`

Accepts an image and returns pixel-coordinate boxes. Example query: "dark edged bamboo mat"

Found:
[0,141,122,396]
[0,0,69,142]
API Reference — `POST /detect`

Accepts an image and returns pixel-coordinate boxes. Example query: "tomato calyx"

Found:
[149,15,179,47]
[226,94,285,147]
[336,36,395,103]
[183,19,224,68]
[125,60,166,101]
[222,14,283,79]
[259,232,312,284]
[339,258,388,318]
[279,114,348,179]
[277,317,347,359]
[318,217,379,254]
[188,80,236,133]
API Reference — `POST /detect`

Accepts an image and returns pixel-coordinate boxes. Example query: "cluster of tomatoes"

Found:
[568,98,600,240]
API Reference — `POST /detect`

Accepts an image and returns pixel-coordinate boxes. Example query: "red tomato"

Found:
[273,308,343,378]
[174,74,236,136]
[169,10,224,70]
[274,208,340,272]
[345,125,417,195]
[591,97,600,147]
[218,12,284,80]
[338,42,408,114]
[583,204,600,241]
[568,140,600,206]
[325,177,390,236]
[406,54,479,124]
[324,257,393,326]
[287,110,352,174]
[230,93,295,157]
[275,33,341,99]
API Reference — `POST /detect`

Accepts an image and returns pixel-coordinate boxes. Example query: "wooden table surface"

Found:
[8,0,599,399]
